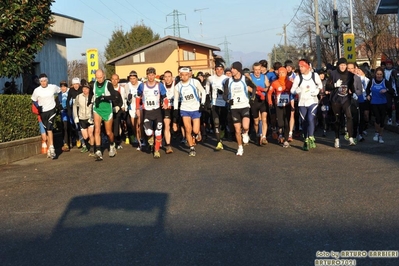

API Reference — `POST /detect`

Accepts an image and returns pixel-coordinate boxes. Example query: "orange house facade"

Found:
[106,36,222,79]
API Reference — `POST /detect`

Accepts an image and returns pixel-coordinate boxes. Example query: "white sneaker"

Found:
[373,133,379,142]
[378,136,384,144]
[349,137,356,146]
[236,146,244,156]
[242,133,249,145]
[94,150,103,161]
[49,146,56,159]
[387,118,392,125]
[362,131,368,136]
[109,143,116,157]
[334,138,340,148]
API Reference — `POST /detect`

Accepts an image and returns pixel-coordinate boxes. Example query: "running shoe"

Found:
[109,144,116,157]
[94,150,103,161]
[334,138,340,148]
[49,146,56,159]
[344,132,349,141]
[215,141,223,150]
[180,137,187,144]
[387,118,392,125]
[125,136,130,145]
[349,137,356,146]
[303,138,309,151]
[165,145,174,154]
[357,135,365,142]
[236,146,244,156]
[189,149,196,157]
[47,149,51,159]
[378,136,384,144]
[148,135,154,146]
[81,146,88,153]
[283,141,290,148]
[76,140,82,148]
[62,143,70,152]
[261,136,268,145]
[117,144,123,150]
[242,133,249,145]
[278,135,284,144]
[154,150,161,158]
[88,152,95,157]
[308,136,316,149]
[373,133,379,142]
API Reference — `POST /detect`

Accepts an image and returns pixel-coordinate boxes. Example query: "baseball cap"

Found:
[72,77,80,84]
[179,67,191,73]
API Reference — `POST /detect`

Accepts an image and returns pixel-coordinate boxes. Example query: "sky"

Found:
[51,0,303,65]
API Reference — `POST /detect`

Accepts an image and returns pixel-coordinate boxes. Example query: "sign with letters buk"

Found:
[343,33,356,62]
[86,48,99,82]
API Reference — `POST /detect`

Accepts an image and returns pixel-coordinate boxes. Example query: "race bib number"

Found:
[184,93,195,101]
[277,94,289,107]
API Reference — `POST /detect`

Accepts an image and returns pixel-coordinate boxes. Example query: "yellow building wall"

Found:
[114,45,215,79]
[115,49,180,79]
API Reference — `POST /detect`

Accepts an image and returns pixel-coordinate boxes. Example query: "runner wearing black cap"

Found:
[207,63,228,150]
[223,61,257,156]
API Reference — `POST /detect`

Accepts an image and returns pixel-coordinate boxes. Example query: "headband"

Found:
[298,61,310,69]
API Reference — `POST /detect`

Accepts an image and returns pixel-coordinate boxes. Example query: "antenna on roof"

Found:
[194,8,209,38]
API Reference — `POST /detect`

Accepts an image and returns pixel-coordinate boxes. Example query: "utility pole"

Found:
[333,0,340,60]
[219,36,232,66]
[283,24,287,47]
[165,10,189,37]
[194,8,208,38]
[315,0,322,69]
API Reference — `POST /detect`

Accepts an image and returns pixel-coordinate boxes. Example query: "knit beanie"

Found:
[231,61,243,73]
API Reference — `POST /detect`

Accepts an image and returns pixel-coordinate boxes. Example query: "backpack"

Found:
[298,72,316,87]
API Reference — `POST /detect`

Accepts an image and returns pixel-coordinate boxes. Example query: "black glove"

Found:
[95,96,105,106]
[228,99,234,106]
[87,95,93,107]
[217,89,224,95]
[37,105,43,114]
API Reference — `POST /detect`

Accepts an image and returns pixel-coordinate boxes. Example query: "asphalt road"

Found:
[1,129,399,266]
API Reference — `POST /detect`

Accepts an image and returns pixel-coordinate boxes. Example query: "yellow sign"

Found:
[86,49,99,82]
[343,33,356,62]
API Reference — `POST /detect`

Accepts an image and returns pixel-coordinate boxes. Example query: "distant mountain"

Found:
[216,51,269,69]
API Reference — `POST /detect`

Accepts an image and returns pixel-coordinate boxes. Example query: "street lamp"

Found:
[321,6,350,61]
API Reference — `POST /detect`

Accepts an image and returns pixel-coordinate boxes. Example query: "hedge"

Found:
[0,95,60,143]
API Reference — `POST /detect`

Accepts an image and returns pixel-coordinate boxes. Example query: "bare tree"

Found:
[352,0,394,68]
[67,59,87,85]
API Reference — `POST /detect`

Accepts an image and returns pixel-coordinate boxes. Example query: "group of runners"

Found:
[31,57,398,160]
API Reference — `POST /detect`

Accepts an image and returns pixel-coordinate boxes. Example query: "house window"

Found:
[183,50,196,61]
[133,52,145,63]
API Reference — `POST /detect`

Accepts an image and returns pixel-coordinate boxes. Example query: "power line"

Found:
[147,0,167,15]
[286,0,304,27]
[98,0,132,26]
